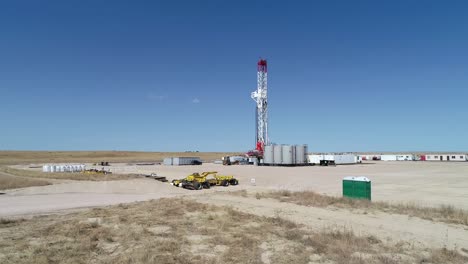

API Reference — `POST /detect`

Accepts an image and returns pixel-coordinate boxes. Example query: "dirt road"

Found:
[0,178,249,217]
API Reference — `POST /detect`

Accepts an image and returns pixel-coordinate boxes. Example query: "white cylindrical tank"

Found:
[273,144,283,164]
[42,165,49,172]
[282,145,294,165]
[292,145,296,164]
[295,145,305,164]
[263,145,274,164]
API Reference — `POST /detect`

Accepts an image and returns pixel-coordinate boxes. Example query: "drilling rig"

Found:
[247,59,269,158]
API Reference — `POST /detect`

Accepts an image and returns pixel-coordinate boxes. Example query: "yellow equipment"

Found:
[171,171,239,190]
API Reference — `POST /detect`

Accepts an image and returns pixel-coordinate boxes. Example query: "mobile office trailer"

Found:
[308,154,357,165]
[396,155,414,161]
[333,154,358,165]
[380,155,397,161]
[425,154,467,162]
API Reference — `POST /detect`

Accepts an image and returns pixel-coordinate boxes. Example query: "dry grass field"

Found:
[251,190,468,226]
[1,198,466,264]
[0,166,136,182]
[0,151,237,165]
[0,166,142,191]
[0,172,50,191]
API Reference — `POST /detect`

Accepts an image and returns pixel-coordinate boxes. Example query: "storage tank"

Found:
[292,145,296,164]
[42,165,49,173]
[282,145,294,165]
[263,145,274,164]
[295,145,305,164]
[273,144,283,164]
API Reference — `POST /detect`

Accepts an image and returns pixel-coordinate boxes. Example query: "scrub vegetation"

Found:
[250,190,468,226]
[0,198,466,264]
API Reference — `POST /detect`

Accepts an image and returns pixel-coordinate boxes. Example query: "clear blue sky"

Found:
[1,0,467,152]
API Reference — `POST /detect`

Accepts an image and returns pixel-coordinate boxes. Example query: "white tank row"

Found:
[42,164,86,173]
[263,144,308,165]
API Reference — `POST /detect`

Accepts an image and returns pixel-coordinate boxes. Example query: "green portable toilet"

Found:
[342,176,371,200]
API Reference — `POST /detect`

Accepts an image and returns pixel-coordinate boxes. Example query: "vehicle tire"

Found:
[221,180,229,187]
[183,183,195,190]
[229,179,239,185]
[193,182,202,190]
[203,182,211,189]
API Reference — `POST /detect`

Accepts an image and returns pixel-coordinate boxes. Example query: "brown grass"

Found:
[0,166,137,182]
[0,151,238,165]
[0,198,466,264]
[254,190,468,226]
[0,218,25,226]
[0,172,50,191]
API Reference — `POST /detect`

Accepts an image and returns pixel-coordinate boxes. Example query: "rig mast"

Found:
[251,59,269,152]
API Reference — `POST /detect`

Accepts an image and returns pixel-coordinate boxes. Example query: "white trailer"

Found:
[308,154,323,164]
[396,154,414,161]
[360,155,381,161]
[355,156,362,163]
[308,154,357,165]
[425,154,467,162]
[380,155,397,161]
[333,154,358,164]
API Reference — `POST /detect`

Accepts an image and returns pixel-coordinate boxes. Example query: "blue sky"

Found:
[0,0,467,152]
